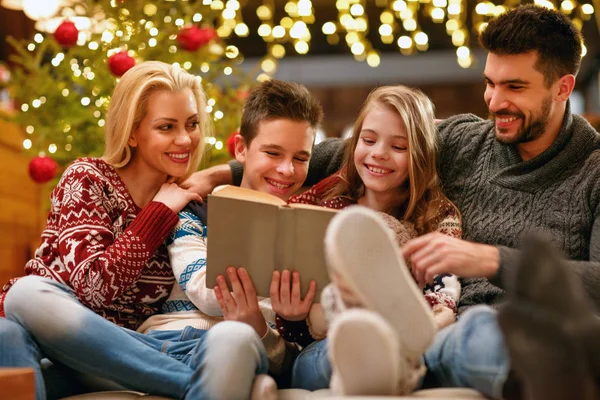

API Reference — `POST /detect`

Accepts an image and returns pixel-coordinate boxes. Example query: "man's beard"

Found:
[491,96,552,145]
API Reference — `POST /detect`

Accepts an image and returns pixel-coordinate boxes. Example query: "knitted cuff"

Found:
[275,315,314,348]
[127,201,178,254]
[490,245,520,291]
[228,160,244,186]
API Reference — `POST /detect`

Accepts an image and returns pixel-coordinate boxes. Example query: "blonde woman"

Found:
[0,61,273,400]
[273,85,462,392]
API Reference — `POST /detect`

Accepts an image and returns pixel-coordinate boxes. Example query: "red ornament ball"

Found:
[236,89,250,102]
[29,155,58,184]
[107,52,135,77]
[177,26,217,51]
[227,131,239,158]
[54,20,78,48]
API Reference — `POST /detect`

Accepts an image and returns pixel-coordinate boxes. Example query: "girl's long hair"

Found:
[324,85,451,235]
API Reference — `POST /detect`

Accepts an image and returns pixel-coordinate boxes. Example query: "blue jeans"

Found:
[291,339,331,390]
[290,306,510,398]
[3,276,269,400]
[423,305,510,399]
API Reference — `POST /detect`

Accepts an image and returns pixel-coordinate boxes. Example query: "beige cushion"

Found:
[412,388,486,398]
[61,392,170,400]
[62,387,486,400]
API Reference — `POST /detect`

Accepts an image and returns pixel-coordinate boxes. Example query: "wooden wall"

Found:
[0,114,43,287]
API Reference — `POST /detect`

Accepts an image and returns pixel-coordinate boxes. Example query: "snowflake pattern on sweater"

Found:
[0,158,178,330]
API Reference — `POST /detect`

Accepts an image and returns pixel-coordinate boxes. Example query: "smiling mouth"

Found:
[266,178,293,190]
[366,164,393,174]
[495,116,519,123]
[167,152,190,162]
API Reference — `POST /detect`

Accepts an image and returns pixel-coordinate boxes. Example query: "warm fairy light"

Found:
[366,51,380,67]
[12,0,599,164]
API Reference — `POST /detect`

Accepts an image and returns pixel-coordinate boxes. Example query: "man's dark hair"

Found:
[479,4,583,86]
[240,79,323,146]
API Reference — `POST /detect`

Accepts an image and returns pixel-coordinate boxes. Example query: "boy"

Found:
[137,79,324,396]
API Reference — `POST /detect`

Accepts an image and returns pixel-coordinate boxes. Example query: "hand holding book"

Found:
[270,270,316,321]
[206,185,335,301]
[214,266,268,338]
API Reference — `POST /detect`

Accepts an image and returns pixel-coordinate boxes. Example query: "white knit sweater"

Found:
[137,208,289,374]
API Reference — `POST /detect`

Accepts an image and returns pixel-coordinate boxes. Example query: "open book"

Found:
[206,185,337,301]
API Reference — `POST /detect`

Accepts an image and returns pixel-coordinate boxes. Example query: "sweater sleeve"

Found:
[55,167,177,310]
[228,138,347,187]
[490,208,600,312]
[167,210,223,316]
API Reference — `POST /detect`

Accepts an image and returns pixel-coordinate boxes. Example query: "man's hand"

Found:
[180,164,232,198]
[270,270,316,321]
[402,232,500,287]
[214,267,268,337]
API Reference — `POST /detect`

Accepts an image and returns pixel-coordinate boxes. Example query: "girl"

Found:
[0,61,273,400]
[273,85,462,393]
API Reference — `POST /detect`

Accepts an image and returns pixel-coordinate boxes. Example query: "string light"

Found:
[12,0,597,159]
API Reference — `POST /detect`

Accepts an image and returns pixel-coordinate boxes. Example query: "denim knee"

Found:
[204,321,261,349]
[5,276,64,315]
[5,276,85,338]
[291,339,331,390]
[425,305,509,399]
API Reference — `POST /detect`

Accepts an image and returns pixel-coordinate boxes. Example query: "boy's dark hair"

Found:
[239,79,323,145]
[479,4,582,86]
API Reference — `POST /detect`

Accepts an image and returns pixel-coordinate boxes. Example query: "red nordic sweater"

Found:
[0,158,178,330]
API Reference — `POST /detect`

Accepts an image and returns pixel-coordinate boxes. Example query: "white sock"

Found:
[328,309,402,395]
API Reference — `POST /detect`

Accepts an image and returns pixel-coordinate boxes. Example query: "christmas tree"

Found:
[5,0,260,178]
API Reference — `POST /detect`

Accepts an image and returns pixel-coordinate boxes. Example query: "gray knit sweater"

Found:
[230,107,600,314]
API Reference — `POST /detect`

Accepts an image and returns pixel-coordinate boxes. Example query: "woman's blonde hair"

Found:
[102,61,209,183]
[325,85,450,235]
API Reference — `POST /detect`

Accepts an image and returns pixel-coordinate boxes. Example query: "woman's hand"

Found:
[153,183,202,213]
[180,164,232,197]
[270,270,316,321]
[214,267,268,337]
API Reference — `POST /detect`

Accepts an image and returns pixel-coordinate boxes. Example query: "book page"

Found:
[206,191,335,302]
[213,185,286,206]
[206,195,278,296]
[287,203,338,213]
[277,206,335,302]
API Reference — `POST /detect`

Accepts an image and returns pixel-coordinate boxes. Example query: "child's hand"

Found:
[153,183,202,213]
[270,270,316,322]
[214,267,268,337]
